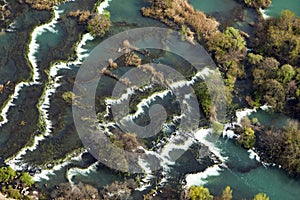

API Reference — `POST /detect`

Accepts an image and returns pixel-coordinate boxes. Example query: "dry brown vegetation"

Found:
[141,0,220,42]
[68,10,91,24]
[125,53,142,67]
[87,13,111,37]
[25,0,66,10]
[99,179,137,200]
[50,182,99,199]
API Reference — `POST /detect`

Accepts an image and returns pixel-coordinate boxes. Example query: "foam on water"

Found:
[5,2,96,169]
[259,8,271,19]
[28,6,64,83]
[97,0,112,14]
[66,162,99,184]
[194,128,227,162]
[185,165,222,187]
[6,32,93,169]
[33,149,87,182]
[248,148,261,162]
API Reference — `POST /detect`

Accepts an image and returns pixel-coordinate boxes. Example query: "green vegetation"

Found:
[212,122,224,135]
[207,27,246,77]
[284,120,300,175]
[253,193,270,200]
[0,166,36,199]
[253,10,300,65]
[4,187,22,199]
[142,1,248,122]
[62,91,75,104]
[0,166,16,182]
[187,185,268,200]
[188,185,213,200]
[243,0,271,9]
[247,51,299,112]
[207,27,247,103]
[238,127,256,149]
[245,10,300,116]
[193,81,213,118]
[277,64,295,84]
[87,13,111,37]
[20,172,35,187]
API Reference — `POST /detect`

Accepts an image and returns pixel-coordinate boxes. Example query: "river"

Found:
[0,0,299,199]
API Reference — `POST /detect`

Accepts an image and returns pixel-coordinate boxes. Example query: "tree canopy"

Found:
[87,13,111,37]
[188,186,213,200]
[253,10,300,66]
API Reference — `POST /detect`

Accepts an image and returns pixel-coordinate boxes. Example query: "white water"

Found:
[97,0,112,14]
[33,149,87,182]
[5,1,96,171]
[184,128,227,187]
[34,0,111,182]
[259,8,270,19]
[28,6,63,84]
[66,161,99,184]
[108,67,213,123]
[103,68,222,190]
[186,105,272,188]
[0,7,64,128]
[6,33,93,170]
[194,128,227,162]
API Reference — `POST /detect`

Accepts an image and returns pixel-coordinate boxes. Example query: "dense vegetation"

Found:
[186,185,269,200]
[243,0,272,9]
[23,0,67,10]
[87,13,111,37]
[0,166,38,199]
[247,10,300,116]
[142,0,248,120]
[255,120,300,176]
[141,0,300,178]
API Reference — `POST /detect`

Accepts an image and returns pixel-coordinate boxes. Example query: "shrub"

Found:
[238,127,256,149]
[20,172,35,187]
[0,166,16,183]
[188,185,213,200]
[222,186,233,200]
[253,193,270,200]
[87,14,111,37]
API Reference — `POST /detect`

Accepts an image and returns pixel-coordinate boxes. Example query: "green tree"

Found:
[277,64,295,84]
[0,166,16,183]
[222,186,233,200]
[262,79,285,110]
[193,81,212,118]
[253,193,270,200]
[6,188,21,199]
[248,53,263,66]
[253,10,300,65]
[62,91,75,104]
[208,27,246,75]
[238,127,256,149]
[188,185,213,200]
[20,172,35,187]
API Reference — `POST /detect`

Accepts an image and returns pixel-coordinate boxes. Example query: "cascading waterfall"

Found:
[5,0,103,171]
[102,67,227,191]
[0,6,63,127]
[66,161,99,184]
[33,149,87,182]
[185,105,272,188]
